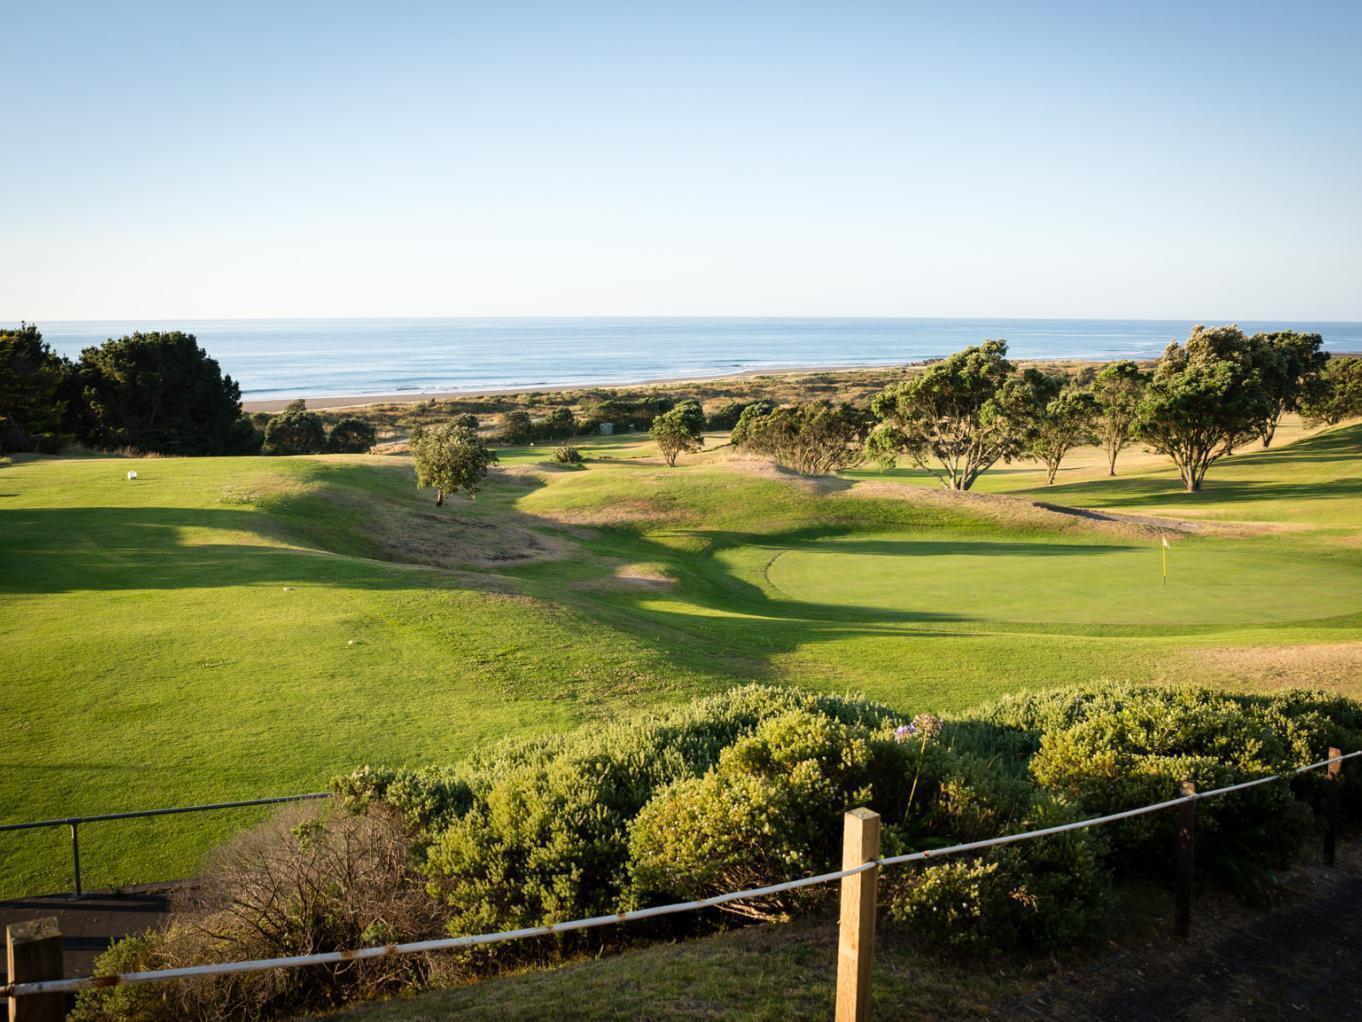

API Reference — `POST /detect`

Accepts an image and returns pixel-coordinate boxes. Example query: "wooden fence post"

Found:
[835,808,880,1022]
[1174,780,1195,938]
[6,917,64,1022]
[1325,746,1341,867]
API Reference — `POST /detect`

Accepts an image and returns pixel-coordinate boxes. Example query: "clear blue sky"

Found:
[2,1,1359,320]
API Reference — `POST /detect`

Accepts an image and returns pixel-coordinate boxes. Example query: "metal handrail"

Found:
[0,792,329,896]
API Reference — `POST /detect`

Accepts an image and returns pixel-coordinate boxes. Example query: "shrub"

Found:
[704,400,749,430]
[627,709,909,919]
[552,444,583,464]
[262,410,326,455]
[729,400,775,446]
[326,417,377,453]
[493,410,533,445]
[72,805,445,1022]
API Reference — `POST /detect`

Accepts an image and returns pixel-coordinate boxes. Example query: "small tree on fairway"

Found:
[865,340,1039,491]
[651,406,704,467]
[1027,381,1100,485]
[264,410,327,454]
[1134,325,1273,492]
[1091,361,1149,475]
[1252,331,1329,447]
[327,417,378,453]
[412,422,498,505]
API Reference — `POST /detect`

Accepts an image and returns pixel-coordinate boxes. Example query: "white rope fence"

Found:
[3,750,1356,1001]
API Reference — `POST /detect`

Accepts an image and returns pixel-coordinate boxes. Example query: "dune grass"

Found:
[2,419,1360,895]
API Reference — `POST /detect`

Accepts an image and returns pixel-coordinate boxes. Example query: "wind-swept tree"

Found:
[1252,331,1329,447]
[1134,325,1273,492]
[650,405,704,467]
[1091,361,1149,475]
[412,422,498,505]
[1026,380,1100,485]
[737,401,871,475]
[865,341,1041,490]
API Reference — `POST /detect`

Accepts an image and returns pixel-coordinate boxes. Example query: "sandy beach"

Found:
[238,362,909,412]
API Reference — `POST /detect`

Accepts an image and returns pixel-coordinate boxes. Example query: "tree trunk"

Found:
[1262,417,1278,448]
[435,490,445,506]
[1107,446,1118,476]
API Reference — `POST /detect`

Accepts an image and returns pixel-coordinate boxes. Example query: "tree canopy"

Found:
[735,401,870,475]
[865,341,1042,490]
[75,331,245,455]
[1090,361,1149,476]
[0,323,71,453]
[1134,325,1274,492]
[1301,356,1362,427]
[1025,378,1099,485]
[1252,330,1329,447]
[412,422,498,505]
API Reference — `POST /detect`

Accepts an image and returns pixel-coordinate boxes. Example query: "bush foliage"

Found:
[82,683,1362,1019]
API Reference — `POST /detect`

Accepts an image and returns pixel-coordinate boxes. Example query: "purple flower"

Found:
[894,723,917,743]
[912,713,943,739]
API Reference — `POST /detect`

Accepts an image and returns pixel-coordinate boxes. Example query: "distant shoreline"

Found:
[238,348,1362,413]
[238,361,909,412]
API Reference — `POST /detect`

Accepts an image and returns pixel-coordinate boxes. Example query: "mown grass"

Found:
[2,419,1360,895]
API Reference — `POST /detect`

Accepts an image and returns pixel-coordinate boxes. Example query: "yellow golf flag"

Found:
[1162,536,1169,585]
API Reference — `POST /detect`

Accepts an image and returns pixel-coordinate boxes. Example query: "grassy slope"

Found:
[3,420,1360,894]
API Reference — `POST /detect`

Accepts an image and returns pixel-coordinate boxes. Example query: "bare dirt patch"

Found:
[574,563,678,592]
[1193,642,1362,693]
[547,497,686,527]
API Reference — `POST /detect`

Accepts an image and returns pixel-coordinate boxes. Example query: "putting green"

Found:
[761,532,1362,627]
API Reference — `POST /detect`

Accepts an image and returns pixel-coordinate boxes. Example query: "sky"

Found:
[2,1,1360,321]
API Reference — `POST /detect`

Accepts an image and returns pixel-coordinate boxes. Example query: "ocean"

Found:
[22,317,1362,402]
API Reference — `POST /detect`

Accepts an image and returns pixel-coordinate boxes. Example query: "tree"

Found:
[411,422,498,505]
[1091,361,1149,475]
[1026,381,1099,485]
[1301,356,1362,426]
[736,401,871,475]
[1251,331,1329,447]
[1134,325,1273,492]
[284,398,309,414]
[672,399,707,436]
[650,406,704,467]
[264,410,327,454]
[493,410,533,445]
[75,331,244,454]
[729,401,775,446]
[327,417,378,453]
[865,341,1039,491]
[0,323,71,452]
